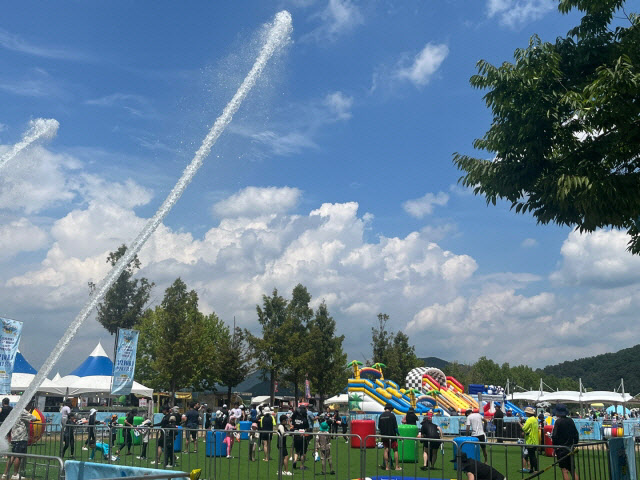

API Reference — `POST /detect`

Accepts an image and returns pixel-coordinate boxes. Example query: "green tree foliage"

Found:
[453,1,640,252]
[246,289,289,406]
[371,313,423,382]
[89,244,154,335]
[308,302,348,409]
[135,278,225,402]
[280,284,314,406]
[217,326,252,405]
[543,344,640,393]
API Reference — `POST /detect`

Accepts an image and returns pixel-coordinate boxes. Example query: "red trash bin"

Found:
[544,424,554,457]
[350,419,376,448]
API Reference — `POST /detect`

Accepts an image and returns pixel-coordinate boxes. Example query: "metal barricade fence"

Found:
[363,433,455,480]
[0,452,64,480]
[457,438,610,480]
[282,430,362,480]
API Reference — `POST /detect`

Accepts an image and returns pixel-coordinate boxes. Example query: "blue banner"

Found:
[111,328,139,395]
[608,437,636,480]
[0,317,23,395]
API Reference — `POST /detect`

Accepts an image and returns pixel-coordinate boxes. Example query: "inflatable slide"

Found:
[347,366,437,415]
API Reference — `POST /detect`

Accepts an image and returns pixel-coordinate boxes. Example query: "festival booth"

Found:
[11,351,60,393]
[39,343,153,398]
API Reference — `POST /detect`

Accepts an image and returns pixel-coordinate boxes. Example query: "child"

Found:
[108,414,119,459]
[277,415,292,475]
[223,417,237,458]
[165,416,177,467]
[316,422,334,475]
[136,415,153,460]
[249,423,260,461]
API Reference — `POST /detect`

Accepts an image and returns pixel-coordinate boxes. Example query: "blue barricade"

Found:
[452,436,480,470]
[206,430,227,457]
[239,421,252,439]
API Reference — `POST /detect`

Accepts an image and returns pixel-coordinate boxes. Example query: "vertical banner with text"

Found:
[111,328,139,396]
[0,317,23,395]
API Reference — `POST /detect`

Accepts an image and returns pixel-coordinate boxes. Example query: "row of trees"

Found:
[91,245,348,407]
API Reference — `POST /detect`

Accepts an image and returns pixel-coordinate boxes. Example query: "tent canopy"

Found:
[10,351,59,393]
[39,343,152,397]
[511,390,633,404]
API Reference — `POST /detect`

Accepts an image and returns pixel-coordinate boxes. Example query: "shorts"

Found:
[187,428,198,440]
[473,434,486,443]
[421,439,440,453]
[293,435,308,455]
[557,450,574,470]
[259,433,272,442]
[11,440,27,454]
[382,439,398,449]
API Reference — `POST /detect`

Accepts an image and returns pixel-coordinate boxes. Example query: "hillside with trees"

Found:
[542,344,640,394]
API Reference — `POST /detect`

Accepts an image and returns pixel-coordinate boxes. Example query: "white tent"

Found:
[325,394,348,405]
[11,351,59,393]
[39,343,152,397]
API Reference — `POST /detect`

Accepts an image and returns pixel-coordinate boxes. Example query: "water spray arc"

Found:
[0,119,59,171]
[0,10,293,444]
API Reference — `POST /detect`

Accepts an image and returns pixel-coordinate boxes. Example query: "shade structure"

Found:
[510,390,633,405]
[10,351,60,393]
[39,343,152,397]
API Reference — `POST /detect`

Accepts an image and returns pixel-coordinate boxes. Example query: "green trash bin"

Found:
[398,424,419,463]
[117,416,144,445]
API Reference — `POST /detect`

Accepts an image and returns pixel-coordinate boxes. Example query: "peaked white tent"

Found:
[11,351,59,393]
[40,343,152,397]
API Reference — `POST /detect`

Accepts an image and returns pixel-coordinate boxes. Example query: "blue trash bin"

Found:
[452,436,480,470]
[173,426,183,452]
[239,421,252,440]
[206,430,228,457]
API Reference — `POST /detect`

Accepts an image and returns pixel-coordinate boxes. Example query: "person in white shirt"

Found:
[465,409,488,462]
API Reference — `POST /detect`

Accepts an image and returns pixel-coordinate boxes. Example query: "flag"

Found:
[274,381,278,393]
[0,317,23,395]
[111,328,139,395]
[305,378,311,399]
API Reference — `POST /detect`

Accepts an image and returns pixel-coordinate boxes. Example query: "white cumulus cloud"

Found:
[324,91,353,120]
[486,0,555,28]
[403,192,449,218]
[212,186,301,218]
[397,43,449,87]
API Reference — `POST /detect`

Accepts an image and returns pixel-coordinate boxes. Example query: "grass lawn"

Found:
[9,433,612,480]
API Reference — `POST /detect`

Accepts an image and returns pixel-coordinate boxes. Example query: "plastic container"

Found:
[116,416,144,445]
[452,436,480,470]
[206,430,228,457]
[350,419,376,448]
[173,426,183,452]
[239,421,252,440]
[544,425,554,457]
[397,424,419,462]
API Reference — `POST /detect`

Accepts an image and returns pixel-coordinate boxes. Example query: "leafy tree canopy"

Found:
[89,244,154,335]
[454,0,640,252]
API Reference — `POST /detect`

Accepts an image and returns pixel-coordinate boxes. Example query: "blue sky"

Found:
[2,0,639,384]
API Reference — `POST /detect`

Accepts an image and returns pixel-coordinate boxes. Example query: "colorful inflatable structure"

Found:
[469,384,525,417]
[405,367,479,414]
[347,362,438,415]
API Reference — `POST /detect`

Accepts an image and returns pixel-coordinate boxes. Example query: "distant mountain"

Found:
[418,356,450,370]
[542,344,640,395]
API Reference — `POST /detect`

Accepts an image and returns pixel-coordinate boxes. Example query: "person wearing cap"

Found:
[451,452,506,480]
[259,406,274,461]
[61,412,77,458]
[316,421,334,475]
[404,406,418,426]
[136,414,153,460]
[551,404,580,480]
[83,408,101,451]
[276,415,292,475]
[3,404,36,480]
[151,406,171,466]
[117,408,137,456]
[522,406,540,473]
[184,401,201,453]
[419,411,442,470]
[465,409,488,462]
[164,415,177,467]
[291,406,310,470]
[378,403,401,471]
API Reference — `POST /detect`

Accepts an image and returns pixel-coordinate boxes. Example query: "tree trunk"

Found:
[269,368,275,406]
[227,386,232,406]
[170,380,176,407]
[294,380,299,408]
[319,393,325,412]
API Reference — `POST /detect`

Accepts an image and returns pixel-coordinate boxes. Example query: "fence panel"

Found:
[0,452,64,480]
